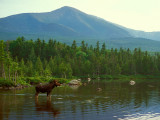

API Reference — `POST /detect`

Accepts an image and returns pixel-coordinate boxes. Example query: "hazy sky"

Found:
[0,0,160,32]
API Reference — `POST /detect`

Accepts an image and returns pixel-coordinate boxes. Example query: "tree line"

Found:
[0,37,160,81]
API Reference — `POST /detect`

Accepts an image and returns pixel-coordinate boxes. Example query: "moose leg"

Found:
[35,91,39,99]
[47,91,51,100]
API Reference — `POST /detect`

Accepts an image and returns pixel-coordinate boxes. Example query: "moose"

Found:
[35,80,61,98]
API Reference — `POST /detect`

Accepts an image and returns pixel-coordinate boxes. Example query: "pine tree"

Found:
[35,38,42,57]
[6,52,12,80]
[44,64,52,77]
[59,62,72,78]
[101,43,106,54]
[0,40,6,79]
[26,60,33,77]
[11,61,19,84]
[71,40,77,50]
[35,56,43,76]
[96,41,100,54]
[20,58,25,77]
[49,57,55,76]
[81,41,86,52]
[29,47,36,63]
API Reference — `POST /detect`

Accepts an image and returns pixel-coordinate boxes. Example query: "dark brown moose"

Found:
[35,80,61,98]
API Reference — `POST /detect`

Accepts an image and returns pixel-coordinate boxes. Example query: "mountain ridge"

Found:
[0,6,131,39]
[1,6,160,41]
[1,6,160,51]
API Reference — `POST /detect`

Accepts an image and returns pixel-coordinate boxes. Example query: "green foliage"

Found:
[25,77,43,84]
[0,37,160,87]
[0,40,5,78]
[0,40,5,62]
[0,78,14,87]
[24,77,70,84]
[16,79,30,86]
[35,56,43,76]
[50,78,71,84]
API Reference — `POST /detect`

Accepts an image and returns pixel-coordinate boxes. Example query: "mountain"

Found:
[0,12,79,37]
[127,29,160,41]
[0,6,131,40]
[0,6,160,51]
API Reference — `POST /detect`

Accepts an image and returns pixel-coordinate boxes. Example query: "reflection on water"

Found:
[0,80,160,120]
[35,99,60,118]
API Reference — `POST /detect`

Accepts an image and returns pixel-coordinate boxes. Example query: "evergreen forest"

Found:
[0,37,160,86]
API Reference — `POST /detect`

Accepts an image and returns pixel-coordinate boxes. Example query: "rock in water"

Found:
[129,80,136,85]
[68,79,81,85]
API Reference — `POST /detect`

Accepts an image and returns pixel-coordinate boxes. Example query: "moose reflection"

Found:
[35,99,60,117]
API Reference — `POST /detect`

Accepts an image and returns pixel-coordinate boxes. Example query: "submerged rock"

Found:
[97,88,102,91]
[69,85,80,90]
[83,83,87,86]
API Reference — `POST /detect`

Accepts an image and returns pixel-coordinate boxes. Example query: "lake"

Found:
[1,79,160,120]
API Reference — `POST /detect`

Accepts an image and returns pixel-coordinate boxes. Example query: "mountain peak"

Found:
[51,6,83,15]
[0,6,131,40]
[57,6,79,11]
[59,6,76,10]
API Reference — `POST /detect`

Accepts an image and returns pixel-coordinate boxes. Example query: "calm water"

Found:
[1,80,160,120]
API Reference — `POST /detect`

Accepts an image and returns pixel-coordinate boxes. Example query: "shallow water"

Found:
[1,80,160,120]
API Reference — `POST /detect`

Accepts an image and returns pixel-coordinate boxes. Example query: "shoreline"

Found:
[0,85,32,90]
[0,75,160,90]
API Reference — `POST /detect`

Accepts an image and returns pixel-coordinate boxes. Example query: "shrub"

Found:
[25,77,43,84]
[0,78,14,87]
[49,78,70,84]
